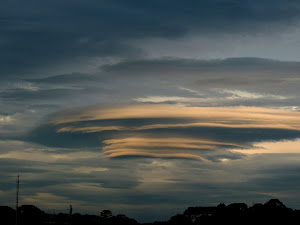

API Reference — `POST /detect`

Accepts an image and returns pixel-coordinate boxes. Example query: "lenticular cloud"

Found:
[44,104,300,161]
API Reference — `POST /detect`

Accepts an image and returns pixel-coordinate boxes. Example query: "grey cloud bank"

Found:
[1,0,300,77]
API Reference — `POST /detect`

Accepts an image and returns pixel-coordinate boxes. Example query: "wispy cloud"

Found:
[220,89,287,100]
[0,115,14,124]
[134,96,197,103]
[232,138,300,155]
[14,82,40,91]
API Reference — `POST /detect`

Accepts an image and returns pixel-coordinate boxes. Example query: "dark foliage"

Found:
[1,199,300,225]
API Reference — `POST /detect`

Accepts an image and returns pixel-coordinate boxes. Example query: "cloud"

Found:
[24,73,98,85]
[0,88,82,102]
[22,192,86,211]
[0,140,143,193]
[2,1,300,77]
[98,57,300,108]
[219,89,287,100]
[49,105,300,130]
[102,137,245,161]
[101,57,300,78]
[24,104,300,161]
[0,115,14,124]
[133,90,288,106]
[232,138,300,155]
[134,96,196,103]
[2,1,300,222]
[100,57,300,101]
[2,139,300,222]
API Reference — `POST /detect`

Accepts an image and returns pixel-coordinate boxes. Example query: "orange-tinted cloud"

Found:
[52,105,300,130]
[102,137,247,161]
[47,104,300,161]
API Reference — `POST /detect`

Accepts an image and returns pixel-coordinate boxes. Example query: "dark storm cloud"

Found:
[1,0,300,77]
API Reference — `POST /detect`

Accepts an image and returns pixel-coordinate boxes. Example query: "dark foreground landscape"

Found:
[1,199,300,225]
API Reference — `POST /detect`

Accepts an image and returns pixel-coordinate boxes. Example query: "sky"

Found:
[1,0,300,222]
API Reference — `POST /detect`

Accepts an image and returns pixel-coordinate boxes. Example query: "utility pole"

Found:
[69,205,73,225]
[16,174,19,225]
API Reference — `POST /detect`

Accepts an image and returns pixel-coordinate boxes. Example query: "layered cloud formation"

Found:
[23,105,300,162]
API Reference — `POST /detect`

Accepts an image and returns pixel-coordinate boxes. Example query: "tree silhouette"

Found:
[169,214,192,225]
[100,210,113,219]
[1,198,300,225]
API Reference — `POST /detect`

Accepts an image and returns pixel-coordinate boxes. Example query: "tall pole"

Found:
[16,173,19,225]
[69,205,73,225]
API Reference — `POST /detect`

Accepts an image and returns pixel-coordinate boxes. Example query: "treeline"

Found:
[158,199,300,225]
[0,205,138,225]
[1,199,300,225]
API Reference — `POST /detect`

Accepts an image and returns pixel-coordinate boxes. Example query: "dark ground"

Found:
[1,199,300,225]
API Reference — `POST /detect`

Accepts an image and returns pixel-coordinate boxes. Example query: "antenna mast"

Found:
[16,173,19,225]
[69,205,73,225]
